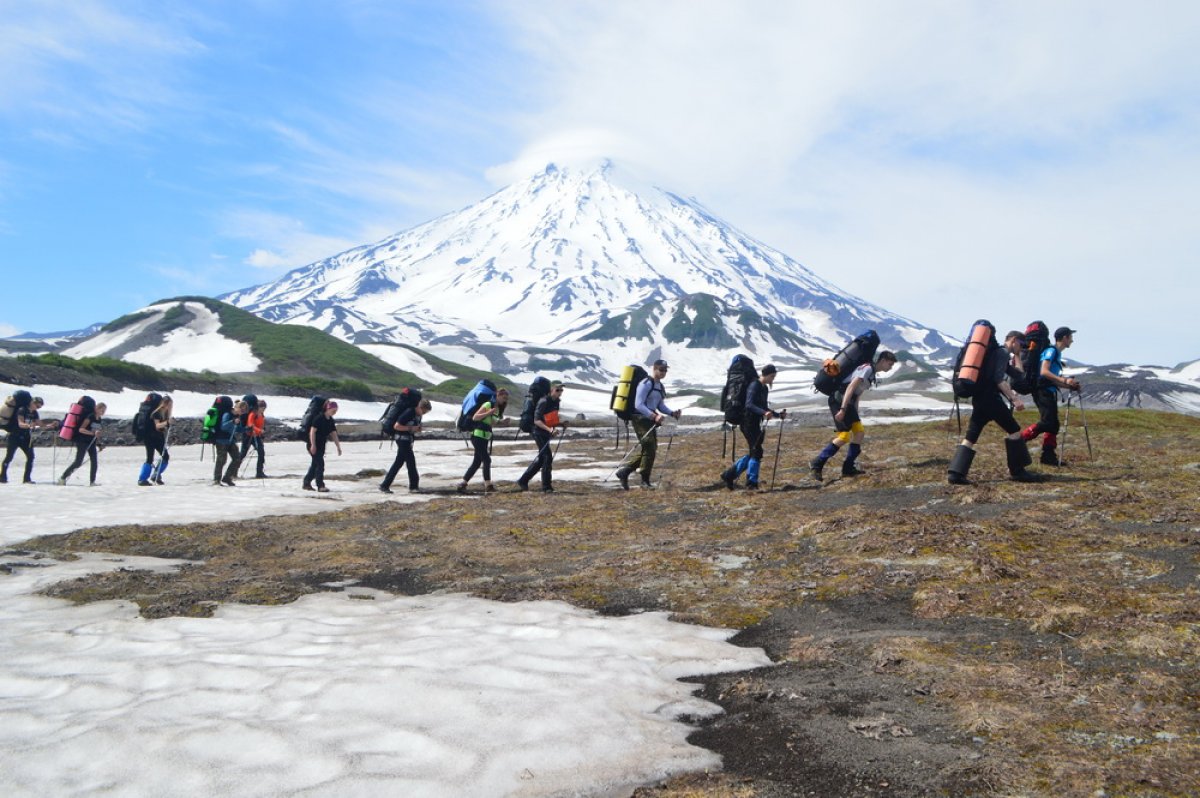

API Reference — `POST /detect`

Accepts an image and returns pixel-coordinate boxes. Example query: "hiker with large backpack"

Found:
[208,396,244,487]
[809,350,897,481]
[2,395,54,484]
[59,400,106,486]
[379,396,431,494]
[517,381,565,492]
[614,359,680,490]
[136,395,173,486]
[721,364,786,490]
[1019,326,1081,466]
[239,398,268,479]
[457,388,509,494]
[947,322,1040,485]
[302,399,343,492]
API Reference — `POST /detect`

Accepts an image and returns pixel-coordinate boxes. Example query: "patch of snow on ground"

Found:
[0,552,770,798]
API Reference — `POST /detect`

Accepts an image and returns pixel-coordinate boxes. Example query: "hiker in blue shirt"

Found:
[212,399,246,487]
[615,359,680,489]
[1020,327,1081,466]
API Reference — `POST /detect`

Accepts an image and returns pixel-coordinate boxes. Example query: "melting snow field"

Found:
[0,440,771,797]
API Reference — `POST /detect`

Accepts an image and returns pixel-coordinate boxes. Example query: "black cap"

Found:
[652,359,669,369]
[1054,326,1077,340]
[761,364,777,376]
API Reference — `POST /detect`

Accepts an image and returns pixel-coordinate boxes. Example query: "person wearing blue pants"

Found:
[722,364,785,490]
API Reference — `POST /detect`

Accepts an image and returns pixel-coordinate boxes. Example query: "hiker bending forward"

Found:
[722,364,785,490]
[616,359,680,489]
[518,382,564,493]
[948,331,1040,485]
[61,402,106,486]
[810,351,897,480]
[304,400,342,493]
[1020,326,1081,466]
[2,397,54,484]
[380,398,432,494]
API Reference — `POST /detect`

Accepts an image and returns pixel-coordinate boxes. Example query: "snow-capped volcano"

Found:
[223,161,956,383]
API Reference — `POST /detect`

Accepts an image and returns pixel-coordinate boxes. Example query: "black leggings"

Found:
[63,437,98,484]
[143,437,169,468]
[382,439,417,490]
[2,433,34,481]
[462,435,492,483]
[1029,387,1061,436]
[739,418,765,460]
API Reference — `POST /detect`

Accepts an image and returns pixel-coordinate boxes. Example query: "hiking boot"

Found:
[947,444,975,485]
[256,472,267,479]
[1040,448,1061,466]
[484,483,496,493]
[23,479,35,485]
[317,486,330,493]
[541,486,555,493]
[221,478,236,487]
[1006,438,1042,483]
[640,474,654,489]
[56,477,67,486]
[302,484,315,491]
[721,469,737,490]
[841,463,865,477]
[407,487,421,494]
[809,457,825,482]
[456,482,468,494]
[154,476,164,485]
[379,486,393,494]
[138,480,152,487]
[516,480,529,492]
[615,468,631,491]
[0,475,7,484]
[745,482,759,491]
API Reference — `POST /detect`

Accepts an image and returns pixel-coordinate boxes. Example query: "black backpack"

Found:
[132,392,163,443]
[519,376,552,434]
[380,388,422,438]
[456,380,497,433]
[720,355,758,425]
[1013,321,1051,394]
[814,330,880,396]
[241,394,259,413]
[951,320,999,399]
[1,389,33,432]
[610,365,648,421]
[298,395,328,441]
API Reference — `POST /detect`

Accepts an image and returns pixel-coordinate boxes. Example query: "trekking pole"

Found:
[1076,391,1093,460]
[604,423,659,483]
[1061,393,1071,464]
[770,413,787,491]
[652,422,678,488]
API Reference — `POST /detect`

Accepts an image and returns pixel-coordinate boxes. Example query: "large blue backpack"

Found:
[457,380,497,433]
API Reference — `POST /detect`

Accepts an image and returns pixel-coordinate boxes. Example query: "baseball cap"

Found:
[652,359,669,369]
[1054,326,1077,339]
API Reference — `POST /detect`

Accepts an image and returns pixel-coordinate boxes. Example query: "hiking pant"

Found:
[62,437,98,484]
[303,439,329,489]
[1023,387,1060,441]
[2,431,34,482]
[382,439,417,490]
[965,391,1021,445]
[462,435,492,483]
[829,390,862,432]
[213,442,241,483]
[519,430,553,489]
[619,417,658,477]
[240,435,265,475]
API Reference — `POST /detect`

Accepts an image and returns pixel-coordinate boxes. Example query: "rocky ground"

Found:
[19,409,1200,797]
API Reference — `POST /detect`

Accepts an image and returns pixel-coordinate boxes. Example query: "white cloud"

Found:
[0,322,22,338]
[486,0,1200,364]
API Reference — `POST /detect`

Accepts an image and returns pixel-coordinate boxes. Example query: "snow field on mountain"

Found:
[61,302,260,373]
[0,550,770,798]
[357,343,454,383]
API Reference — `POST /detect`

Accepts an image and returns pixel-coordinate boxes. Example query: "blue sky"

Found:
[2,1,1199,365]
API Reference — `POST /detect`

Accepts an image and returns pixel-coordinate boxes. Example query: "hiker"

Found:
[948,330,1040,485]
[379,398,431,494]
[240,399,268,478]
[615,360,680,489]
[60,402,107,486]
[810,351,898,480]
[303,400,343,493]
[458,388,509,494]
[139,395,173,486]
[2,397,54,484]
[722,364,785,490]
[517,381,565,493]
[1020,327,1081,466]
[212,398,245,487]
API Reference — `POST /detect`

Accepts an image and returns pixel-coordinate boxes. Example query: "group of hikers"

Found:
[0,320,1082,492]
